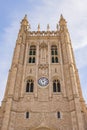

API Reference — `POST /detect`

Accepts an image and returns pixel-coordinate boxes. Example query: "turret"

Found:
[59,14,68,32]
[3,15,30,101]
[20,15,29,32]
[59,15,80,97]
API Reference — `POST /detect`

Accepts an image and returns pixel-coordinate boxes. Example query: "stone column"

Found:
[3,42,21,100]
[59,41,67,97]
[35,42,39,97]
[48,41,52,98]
[20,42,28,98]
[14,43,26,100]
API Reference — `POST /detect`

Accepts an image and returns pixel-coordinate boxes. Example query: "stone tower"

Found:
[0,15,87,130]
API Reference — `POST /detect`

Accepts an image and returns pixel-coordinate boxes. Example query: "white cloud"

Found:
[75,45,87,69]
[26,0,87,50]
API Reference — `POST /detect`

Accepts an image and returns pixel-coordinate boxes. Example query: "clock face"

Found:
[38,77,49,87]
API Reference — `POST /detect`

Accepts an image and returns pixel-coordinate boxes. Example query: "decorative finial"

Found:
[60,14,66,22]
[24,14,27,19]
[20,14,29,31]
[47,24,50,31]
[60,14,63,19]
[21,14,28,26]
[59,14,67,31]
[38,24,40,31]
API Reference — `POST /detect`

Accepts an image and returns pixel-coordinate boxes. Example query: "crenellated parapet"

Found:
[27,31,59,37]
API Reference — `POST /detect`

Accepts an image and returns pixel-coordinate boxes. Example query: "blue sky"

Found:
[0,0,87,104]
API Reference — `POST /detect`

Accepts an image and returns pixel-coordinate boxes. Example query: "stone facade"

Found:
[0,15,87,130]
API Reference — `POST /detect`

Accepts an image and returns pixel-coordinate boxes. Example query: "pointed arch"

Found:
[53,79,61,92]
[26,79,34,92]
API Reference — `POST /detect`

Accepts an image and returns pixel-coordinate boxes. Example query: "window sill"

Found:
[27,63,36,66]
[53,92,61,95]
[25,92,34,95]
[51,63,60,64]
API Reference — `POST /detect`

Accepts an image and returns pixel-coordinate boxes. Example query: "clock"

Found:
[38,77,49,87]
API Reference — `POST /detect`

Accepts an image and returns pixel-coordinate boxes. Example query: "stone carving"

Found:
[39,42,48,64]
[38,64,48,76]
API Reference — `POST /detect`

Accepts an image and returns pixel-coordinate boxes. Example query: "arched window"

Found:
[52,57,55,63]
[33,57,35,63]
[29,45,36,63]
[26,82,29,92]
[51,50,54,55]
[55,57,58,63]
[33,50,36,55]
[55,49,58,55]
[53,80,61,92]
[30,82,34,92]
[57,111,61,119]
[26,80,34,92]
[57,82,61,92]
[29,45,36,55]
[29,57,32,63]
[51,45,58,63]
[53,82,56,92]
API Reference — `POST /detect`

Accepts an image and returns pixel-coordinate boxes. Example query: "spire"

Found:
[21,15,28,26]
[20,15,29,31]
[60,14,64,19]
[59,14,66,24]
[59,14,71,43]
[59,14,67,31]
[37,24,40,31]
[16,15,30,44]
[47,24,50,31]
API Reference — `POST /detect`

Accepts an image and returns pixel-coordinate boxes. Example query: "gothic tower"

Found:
[0,15,87,130]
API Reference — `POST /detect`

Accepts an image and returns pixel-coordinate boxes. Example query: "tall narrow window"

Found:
[53,80,61,92]
[55,57,58,63]
[26,80,34,92]
[30,82,34,92]
[57,112,61,119]
[29,57,32,63]
[52,57,55,63]
[26,82,29,92]
[29,45,36,63]
[53,82,56,92]
[33,57,35,63]
[26,112,29,119]
[57,82,61,92]
[51,45,58,63]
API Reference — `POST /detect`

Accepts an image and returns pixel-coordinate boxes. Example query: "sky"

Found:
[0,0,87,104]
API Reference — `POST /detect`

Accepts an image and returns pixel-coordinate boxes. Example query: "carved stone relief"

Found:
[38,64,49,76]
[39,41,48,64]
